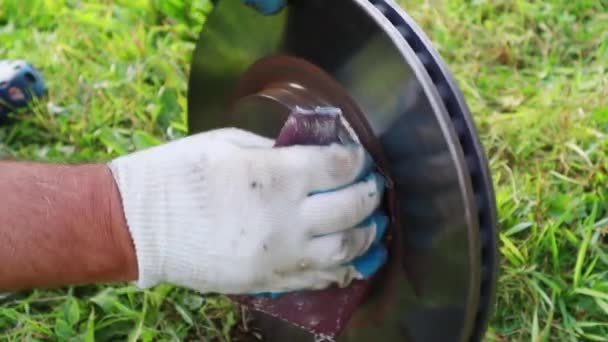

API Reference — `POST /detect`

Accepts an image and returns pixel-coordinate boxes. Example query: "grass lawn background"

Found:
[1,0,607,341]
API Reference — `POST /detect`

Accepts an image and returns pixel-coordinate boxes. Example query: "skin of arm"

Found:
[0,161,137,291]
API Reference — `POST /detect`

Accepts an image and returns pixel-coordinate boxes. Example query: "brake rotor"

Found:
[187,1,498,341]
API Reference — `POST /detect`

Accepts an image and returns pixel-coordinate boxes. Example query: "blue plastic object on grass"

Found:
[0,60,46,124]
[241,0,285,15]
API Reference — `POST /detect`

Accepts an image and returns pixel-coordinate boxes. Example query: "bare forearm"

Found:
[0,161,137,291]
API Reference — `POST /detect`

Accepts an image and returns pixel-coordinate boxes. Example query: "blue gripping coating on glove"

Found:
[345,209,389,278]
[350,244,388,278]
[359,211,389,245]
[241,0,285,15]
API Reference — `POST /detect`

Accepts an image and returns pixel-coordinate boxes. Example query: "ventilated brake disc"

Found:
[187,1,499,341]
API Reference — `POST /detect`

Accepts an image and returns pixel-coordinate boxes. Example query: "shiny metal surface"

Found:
[187,0,498,341]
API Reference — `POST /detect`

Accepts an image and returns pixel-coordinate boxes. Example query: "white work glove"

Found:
[108,128,387,295]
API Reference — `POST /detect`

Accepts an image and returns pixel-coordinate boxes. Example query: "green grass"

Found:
[1,0,607,341]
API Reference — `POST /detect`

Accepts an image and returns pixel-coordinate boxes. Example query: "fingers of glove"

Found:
[246,274,332,294]
[349,244,388,279]
[301,172,385,236]
[304,225,375,269]
[242,0,285,15]
[255,267,363,293]
[252,213,386,295]
[203,127,275,148]
[251,245,388,293]
[276,143,373,194]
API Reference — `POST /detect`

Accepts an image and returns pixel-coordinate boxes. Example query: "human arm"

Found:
[0,161,137,291]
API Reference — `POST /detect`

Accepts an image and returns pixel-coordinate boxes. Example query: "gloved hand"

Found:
[241,0,285,15]
[108,128,387,295]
